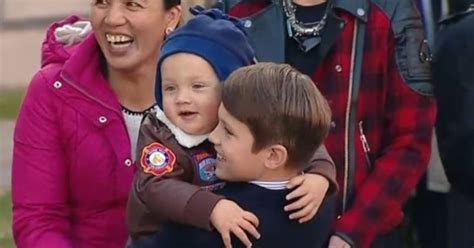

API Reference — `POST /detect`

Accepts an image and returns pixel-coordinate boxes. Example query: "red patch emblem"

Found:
[140,142,176,176]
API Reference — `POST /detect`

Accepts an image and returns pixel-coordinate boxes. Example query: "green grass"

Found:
[0,191,14,248]
[0,89,25,120]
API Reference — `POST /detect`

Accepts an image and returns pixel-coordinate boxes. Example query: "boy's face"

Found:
[209,104,267,182]
[161,53,221,135]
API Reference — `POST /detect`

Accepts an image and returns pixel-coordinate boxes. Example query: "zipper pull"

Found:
[358,121,371,153]
[359,121,372,170]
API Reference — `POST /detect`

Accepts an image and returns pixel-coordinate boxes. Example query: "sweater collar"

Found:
[250,180,289,190]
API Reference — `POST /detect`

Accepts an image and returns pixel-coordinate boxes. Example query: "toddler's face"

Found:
[161,53,221,135]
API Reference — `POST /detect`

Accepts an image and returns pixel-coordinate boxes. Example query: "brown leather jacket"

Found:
[127,112,337,241]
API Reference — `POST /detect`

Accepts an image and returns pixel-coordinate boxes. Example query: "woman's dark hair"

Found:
[164,0,181,10]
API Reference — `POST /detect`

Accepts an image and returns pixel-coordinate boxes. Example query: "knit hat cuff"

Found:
[161,34,245,79]
[156,35,245,108]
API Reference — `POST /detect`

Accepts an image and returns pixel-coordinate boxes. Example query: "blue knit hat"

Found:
[155,7,256,109]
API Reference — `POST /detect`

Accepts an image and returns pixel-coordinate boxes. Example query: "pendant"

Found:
[295,35,321,52]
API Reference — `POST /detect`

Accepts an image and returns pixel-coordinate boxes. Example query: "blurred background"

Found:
[0,1,212,247]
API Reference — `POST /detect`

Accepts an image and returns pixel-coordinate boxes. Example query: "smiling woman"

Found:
[91,0,180,73]
[11,0,181,247]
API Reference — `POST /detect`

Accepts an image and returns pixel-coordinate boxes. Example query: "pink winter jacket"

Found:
[12,16,135,248]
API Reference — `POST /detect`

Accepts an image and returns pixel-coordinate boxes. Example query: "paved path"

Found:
[0,0,89,90]
[0,120,14,191]
[2,0,88,22]
[0,0,213,90]
[0,28,47,89]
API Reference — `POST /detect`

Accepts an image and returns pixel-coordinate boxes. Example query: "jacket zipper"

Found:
[358,121,372,170]
[342,21,358,214]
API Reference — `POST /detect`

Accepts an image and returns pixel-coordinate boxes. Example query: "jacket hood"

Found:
[41,15,92,68]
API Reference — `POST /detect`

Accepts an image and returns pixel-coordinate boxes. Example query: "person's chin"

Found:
[177,123,203,135]
[106,56,137,71]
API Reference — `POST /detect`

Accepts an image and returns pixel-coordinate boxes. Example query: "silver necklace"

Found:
[283,0,330,52]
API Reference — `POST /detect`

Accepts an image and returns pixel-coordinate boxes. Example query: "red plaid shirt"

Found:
[230,1,436,247]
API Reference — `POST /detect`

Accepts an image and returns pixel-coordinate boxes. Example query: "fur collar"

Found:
[154,106,209,148]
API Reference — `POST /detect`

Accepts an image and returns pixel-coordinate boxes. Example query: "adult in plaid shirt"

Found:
[216,0,437,247]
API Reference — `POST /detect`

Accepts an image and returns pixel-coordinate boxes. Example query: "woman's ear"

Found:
[263,145,288,170]
[166,5,182,30]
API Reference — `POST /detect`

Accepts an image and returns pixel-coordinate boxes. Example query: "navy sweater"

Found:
[151,182,335,248]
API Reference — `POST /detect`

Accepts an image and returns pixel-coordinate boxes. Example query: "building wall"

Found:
[181,0,216,22]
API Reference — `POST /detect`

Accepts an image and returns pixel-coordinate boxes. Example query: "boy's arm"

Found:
[139,173,224,230]
[130,113,224,231]
[305,145,338,195]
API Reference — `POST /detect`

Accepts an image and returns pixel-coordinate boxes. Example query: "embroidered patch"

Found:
[193,151,218,183]
[201,182,226,192]
[199,157,218,182]
[140,143,176,177]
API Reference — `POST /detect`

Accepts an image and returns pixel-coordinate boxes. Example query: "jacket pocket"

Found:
[395,25,434,96]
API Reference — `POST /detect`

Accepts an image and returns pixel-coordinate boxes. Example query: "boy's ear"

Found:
[264,145,288,170]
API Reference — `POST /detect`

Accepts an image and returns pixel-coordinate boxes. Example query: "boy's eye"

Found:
[223,126,233,136]
[192,83,206,89]
[163,85,176,92]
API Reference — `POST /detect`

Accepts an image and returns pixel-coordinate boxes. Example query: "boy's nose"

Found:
[208,126,220,145]
[176,90,191,104]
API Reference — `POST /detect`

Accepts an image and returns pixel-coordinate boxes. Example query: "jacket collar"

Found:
[271,0,369,22]
[154,106,209,148]
[331,0,369,22]
[61,34,122,115]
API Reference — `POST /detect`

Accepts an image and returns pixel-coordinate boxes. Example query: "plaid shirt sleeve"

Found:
[334,31,437,248]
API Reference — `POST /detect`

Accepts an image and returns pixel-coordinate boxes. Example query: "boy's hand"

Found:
[285,173,329,223]
[210,199,261,248]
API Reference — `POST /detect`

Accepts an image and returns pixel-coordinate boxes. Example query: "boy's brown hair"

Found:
[222,63,331,168]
